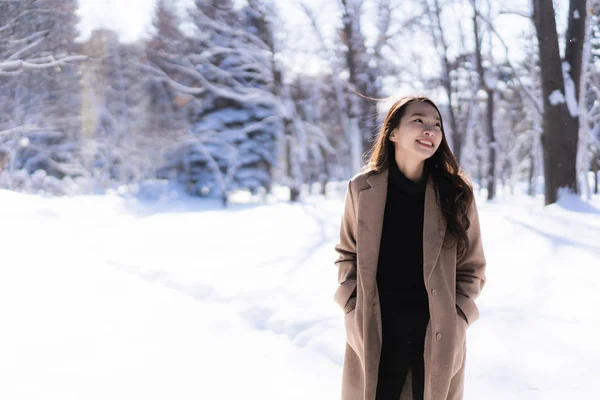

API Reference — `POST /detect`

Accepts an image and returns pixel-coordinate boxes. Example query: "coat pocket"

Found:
[344,296,357,315]
[334,279,357,311]
[452,311,467,376]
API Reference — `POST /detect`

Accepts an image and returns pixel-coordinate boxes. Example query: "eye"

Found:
[414,118,423,123]
[434,122,441,127]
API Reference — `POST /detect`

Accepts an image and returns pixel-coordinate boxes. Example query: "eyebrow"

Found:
[410,112,441,122]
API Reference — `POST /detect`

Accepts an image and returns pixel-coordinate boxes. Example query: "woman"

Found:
[333,96,486,400]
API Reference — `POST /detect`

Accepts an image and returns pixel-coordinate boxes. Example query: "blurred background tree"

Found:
[0,0,598,205]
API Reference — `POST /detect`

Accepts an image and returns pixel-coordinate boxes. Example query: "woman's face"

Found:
[389,101,443,162]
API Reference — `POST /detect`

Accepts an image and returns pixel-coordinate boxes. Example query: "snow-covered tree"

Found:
[147,0,279,202]
[287,73,340,194]
[79,28,160,187]
[147,0,336,202]
[0,0,85,190]
[532,0,586,204]
[337,0,390,170]
[581,1,600,195]
[424,0,470,163]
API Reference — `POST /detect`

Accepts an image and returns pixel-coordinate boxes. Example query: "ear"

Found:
[389,128,399,143]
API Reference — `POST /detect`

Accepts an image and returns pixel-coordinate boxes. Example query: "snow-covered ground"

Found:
[1,185,599,399]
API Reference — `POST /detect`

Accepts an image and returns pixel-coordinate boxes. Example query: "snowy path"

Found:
[0,188,599,399]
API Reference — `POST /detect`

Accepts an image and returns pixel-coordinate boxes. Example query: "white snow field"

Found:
[0,185,599,400]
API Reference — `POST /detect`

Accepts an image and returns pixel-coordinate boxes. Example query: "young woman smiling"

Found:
[334,96,486,400]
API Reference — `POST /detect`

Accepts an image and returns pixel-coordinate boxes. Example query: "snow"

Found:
[562,62,579,117]
[574,9,581,20]
[548,90,565,106]
[1,185,599,399]
[483,73,497,90]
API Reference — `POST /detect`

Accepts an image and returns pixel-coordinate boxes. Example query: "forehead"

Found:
[403,102,441,121]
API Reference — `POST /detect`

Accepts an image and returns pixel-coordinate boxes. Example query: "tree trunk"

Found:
[532,0,582,205]
[594,152,599,194]
[565,0,587,195]
[340,0,369,165]
[263,13,303,202]
[565,0,587,100]
[485,91,496,199]
[319,146,329,196]
[472,0,497,199]
[477,153,484,194]
[528,151,535,197]
[430,0,463,163]
[576,1,594,199]
[285,132,301,202]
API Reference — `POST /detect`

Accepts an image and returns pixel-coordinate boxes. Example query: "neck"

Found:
[394,155,425,183]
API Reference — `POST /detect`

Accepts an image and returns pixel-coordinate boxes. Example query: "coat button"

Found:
[432,289,437,297]
[436,333,442,341]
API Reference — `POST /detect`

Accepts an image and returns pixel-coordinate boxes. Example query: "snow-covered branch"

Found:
[6,34,47,61]
[498,10,532,19]
[0,9,57,34]
[471,7,543,117]
[196,115,279,139]
[156,58,276,106]
[190,7,270,52]
[140,62,207,95]
[0,55,87,74]
[0,124,44,137]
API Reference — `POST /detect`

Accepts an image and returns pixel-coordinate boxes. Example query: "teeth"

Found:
[417,140,433,147]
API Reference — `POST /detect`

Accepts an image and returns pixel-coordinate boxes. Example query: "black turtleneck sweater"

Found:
[376,162,430,343]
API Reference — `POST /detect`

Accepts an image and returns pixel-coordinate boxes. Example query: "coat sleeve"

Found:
[333,180,358,312]
[456,195,486,326]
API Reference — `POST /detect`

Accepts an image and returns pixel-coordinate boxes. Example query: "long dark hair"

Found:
[364,96,474,258]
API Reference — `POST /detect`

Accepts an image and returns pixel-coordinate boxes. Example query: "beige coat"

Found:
[333,168,486,400]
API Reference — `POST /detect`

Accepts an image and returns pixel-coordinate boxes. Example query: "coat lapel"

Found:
[423,175,447,281]
[357,168,388,400]
[356,168,388,299]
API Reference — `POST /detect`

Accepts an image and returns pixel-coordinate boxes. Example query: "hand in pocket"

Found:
[344,296,357,315]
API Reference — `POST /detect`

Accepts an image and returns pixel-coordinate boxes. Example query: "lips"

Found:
[416,139,434,148]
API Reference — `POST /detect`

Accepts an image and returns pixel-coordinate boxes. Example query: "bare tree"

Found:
[338,0,391,170]
[426,0,465,163]
[470,0,497,199]
[532,0,586,204]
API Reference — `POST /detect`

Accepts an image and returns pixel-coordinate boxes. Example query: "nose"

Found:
[423,127,435,137]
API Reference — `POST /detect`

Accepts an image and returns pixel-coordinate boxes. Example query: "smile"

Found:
[417,139,434,148]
